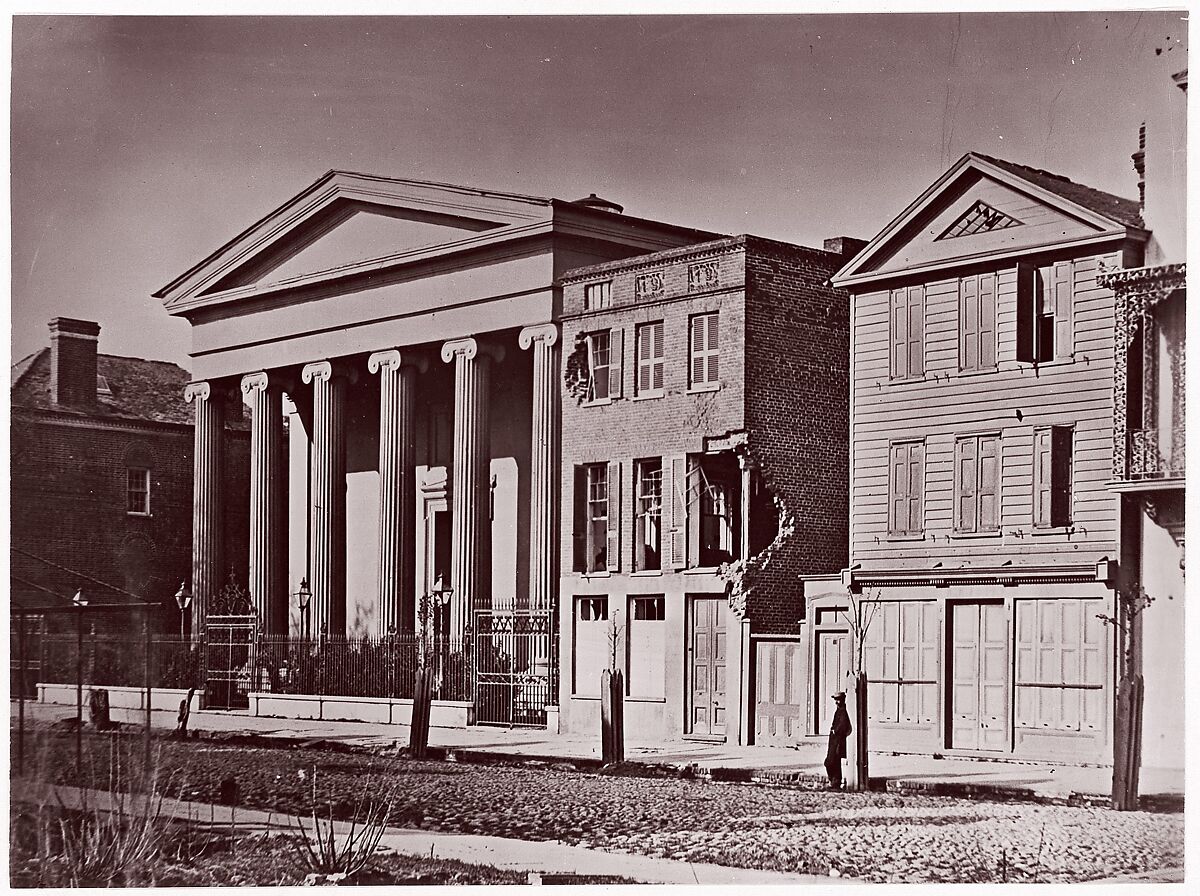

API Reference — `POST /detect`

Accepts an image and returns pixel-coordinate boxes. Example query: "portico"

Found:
[157,172,714,719]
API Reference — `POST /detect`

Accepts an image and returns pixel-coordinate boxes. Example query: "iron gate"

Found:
[473,609,555,727]
[204,615,257,709]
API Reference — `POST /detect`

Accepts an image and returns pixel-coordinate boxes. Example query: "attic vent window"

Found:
[938,201,1023,240]
[97,375,112,396]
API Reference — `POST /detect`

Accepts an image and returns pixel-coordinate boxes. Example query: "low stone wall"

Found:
[37,682,199,714]
[248,692,475,728]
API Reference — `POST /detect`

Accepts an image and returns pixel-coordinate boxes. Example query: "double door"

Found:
[949,601,1010,752]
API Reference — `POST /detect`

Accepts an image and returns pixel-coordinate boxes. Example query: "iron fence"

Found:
[36,634,202,691]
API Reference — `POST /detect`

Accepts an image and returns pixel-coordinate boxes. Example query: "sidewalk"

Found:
[10,779,833,885]
[14,701,1184,808]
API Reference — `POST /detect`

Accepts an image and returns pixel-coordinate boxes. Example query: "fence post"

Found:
[318,624,327,697]
[600,669,624,764]
[75,607,83,777]
[143,613,152,784]
[17,611,26,777]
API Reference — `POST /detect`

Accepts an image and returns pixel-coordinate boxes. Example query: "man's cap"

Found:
[832,691,846,700]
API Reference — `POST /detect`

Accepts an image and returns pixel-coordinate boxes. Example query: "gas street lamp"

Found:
[296,578,312,642]
[174,582,193,643]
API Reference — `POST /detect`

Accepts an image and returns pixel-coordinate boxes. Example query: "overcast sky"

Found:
[8,11,1189,370]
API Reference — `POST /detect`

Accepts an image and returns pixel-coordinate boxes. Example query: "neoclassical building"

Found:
[157,173,716,656]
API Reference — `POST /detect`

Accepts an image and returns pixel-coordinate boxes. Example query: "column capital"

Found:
[302,360,359,386]
[184,381,212,403]
[518,323,559,350]
[441,337,505,365]
[240,371,272,396]
[368,349,429,376]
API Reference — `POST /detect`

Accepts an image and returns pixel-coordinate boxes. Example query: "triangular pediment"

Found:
[156,171,553,307]
[833,153,1140,288]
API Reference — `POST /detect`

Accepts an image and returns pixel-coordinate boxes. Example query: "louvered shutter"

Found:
[667,455,687,569]
[705,313,719,383]
[959,275,979,371]
[1052,261,1074,359]
[637,326,652,394]
[691,316,705,386]
[652,322,664,390]
[1033,429,1052,528]
[606,461,621,572]
[609,327,623,398]
[979,273,997,368]
[1050,426,1073,526]
[572,466,587,571]
[907,441,924,534]
[955,438,978,532]
[978,435,999,531]
[1015,262,1038,362]
[907,286,924,377]
[890,288,908,379]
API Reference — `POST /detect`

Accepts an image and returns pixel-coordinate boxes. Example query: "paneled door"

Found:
[949,601,1010,751]
[815,629,851,734]
[688,597,727,737]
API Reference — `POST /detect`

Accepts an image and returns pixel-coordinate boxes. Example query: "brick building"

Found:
[557,235,855,743]
[10,317,250,632]
[823,151,1161,765]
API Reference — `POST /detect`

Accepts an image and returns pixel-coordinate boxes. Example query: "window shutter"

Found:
[652,322,664,390]
[908,441,924,534]
[1050,426,1073,526]
[706,313,719,383]
[979,273,997,369]
[978,435,999,531]
[606,461,621,572]
[637,327,650,393]
[890,288,908,379]
[907,286,924,377]
[1033,428,1052,528]
[667,455,687,569]
[889,443,907,534]
[955,438,978,532]
[572,466,587,571]
[1015,262,1037,362]
[609,327,623,398]
[959,276,979,371]
[1052,261,1074,359]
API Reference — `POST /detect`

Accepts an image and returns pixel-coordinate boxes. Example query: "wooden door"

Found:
[816,629,851,734]
[754,640,805,744]
[689,597,726,737]
[949,602,1009,751]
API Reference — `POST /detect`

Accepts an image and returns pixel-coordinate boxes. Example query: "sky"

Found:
[8,10,1190,371]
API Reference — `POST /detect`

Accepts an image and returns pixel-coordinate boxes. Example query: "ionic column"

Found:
[519,324,560,611]
[441,338,500,638]
[240,373,288,634]
[185,381,224,631]
[368,350,426,636]
[302,361,354,636]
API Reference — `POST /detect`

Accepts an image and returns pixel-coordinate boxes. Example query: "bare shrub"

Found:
[289,766,400,879]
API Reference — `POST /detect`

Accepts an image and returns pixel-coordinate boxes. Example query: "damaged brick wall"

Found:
[741,237,851,634]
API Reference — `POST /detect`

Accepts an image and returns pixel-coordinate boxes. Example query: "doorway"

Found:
[687,596,726,737]
[948,601,1010,751]
[815,628,851,734]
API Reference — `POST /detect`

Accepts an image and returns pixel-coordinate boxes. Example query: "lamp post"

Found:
[430,574,453,685]
[174,582,193,643]
[296,578,312,642]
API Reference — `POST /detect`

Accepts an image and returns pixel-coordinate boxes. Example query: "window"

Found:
[584,281,612,311]
[573,596,610,696]
[699,478,735,566]
[627,596,666,699]
[1017,261,1074,363]
[635,322,665,395]
[127,468,150,515]
[954,434,1000,533]
[959,272,997,371]
[689,312,719,388]
[573,462,620,573]
[890,285,925,379]
[1033,426,1073,528]
[888,441,924,535]
[1015,599,1106,732]
[634,460,663,571]
[584,329,622,402]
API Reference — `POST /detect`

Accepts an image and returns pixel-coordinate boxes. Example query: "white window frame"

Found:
[585,331,612,403]
[127,468,150,516]
[584,281,612,311]
[635,321,665,397]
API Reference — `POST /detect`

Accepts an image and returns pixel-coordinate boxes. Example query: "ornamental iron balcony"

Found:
[1126,428,1185,480]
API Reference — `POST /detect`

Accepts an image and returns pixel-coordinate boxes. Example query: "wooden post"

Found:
[17,611,26,778]
[75,607,83,777]
[843,671,869,791]
[600,669,624,764]
[410,667,433,759]
[1112,674,1144,810]
[143,614,153,784]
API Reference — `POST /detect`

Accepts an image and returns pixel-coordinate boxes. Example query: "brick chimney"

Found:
[48,317,101,406]
[823,236,869,262]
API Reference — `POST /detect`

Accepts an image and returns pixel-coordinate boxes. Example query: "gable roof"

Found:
[832,152,1144,288]
[12,349,198,426]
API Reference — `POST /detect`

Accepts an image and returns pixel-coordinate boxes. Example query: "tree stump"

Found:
[88,688,114,730]
[601,669,625,764]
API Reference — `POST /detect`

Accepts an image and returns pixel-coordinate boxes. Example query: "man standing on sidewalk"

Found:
[824,692,852,790]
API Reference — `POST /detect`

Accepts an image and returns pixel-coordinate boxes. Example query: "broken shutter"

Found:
[1015,262,1037,363]
[890,288,908,379]
[978,435,999,532]
[606,460,621,572]
[1033,429,1052,528]
[907,286,924,378]
[955,437,978,532]
[608,327,623,398]
[572,466,587,571]
[1052,261,1074,359]
[667,455,687,569]
[979,273,997,368]
[959,276,979,371]
[1050,426,1073,526]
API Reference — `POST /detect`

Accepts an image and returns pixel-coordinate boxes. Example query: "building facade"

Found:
[825,153,1152,764]
[10,317,250,630]
[556,235,854,743]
